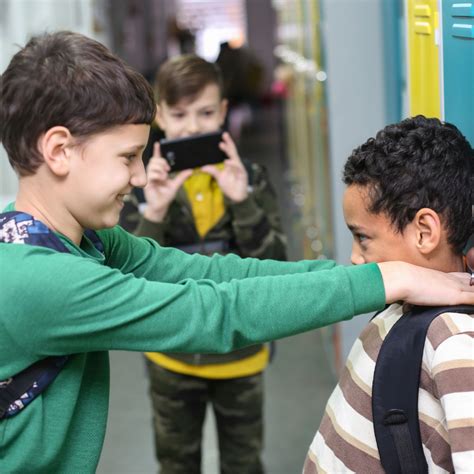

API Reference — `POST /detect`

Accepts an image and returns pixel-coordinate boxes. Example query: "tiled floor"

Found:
[97,104,338,473]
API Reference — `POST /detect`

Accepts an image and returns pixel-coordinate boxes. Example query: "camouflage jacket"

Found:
[120,161,287,365]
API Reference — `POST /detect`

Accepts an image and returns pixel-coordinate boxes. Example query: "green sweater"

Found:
[0,221,384,473]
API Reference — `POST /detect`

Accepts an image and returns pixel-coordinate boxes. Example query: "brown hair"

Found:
[0,31,156,176]
[156,54,224,105]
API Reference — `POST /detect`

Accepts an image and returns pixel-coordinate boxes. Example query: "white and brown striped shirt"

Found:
[304,304,474,473]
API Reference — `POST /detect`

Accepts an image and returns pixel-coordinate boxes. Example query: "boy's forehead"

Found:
[85,123,150,147]
[343,185,370,211]
[163,83,222,109]
[343,185,386,228]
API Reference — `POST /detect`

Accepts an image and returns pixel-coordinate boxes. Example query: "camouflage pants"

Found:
[145,359,264,474]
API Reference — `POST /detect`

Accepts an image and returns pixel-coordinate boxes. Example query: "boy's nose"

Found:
[130,159,147,188]
[351,245,365,265]
[186,117,200,135]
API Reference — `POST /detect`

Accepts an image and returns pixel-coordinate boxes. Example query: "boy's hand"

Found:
[143,142,192,223]
[201,132,249,203]
[379,261,474,306]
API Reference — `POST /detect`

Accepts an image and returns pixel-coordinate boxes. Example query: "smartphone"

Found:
[159,131,228,172]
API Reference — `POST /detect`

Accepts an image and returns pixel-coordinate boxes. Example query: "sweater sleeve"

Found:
[227,163,287,260]
[1,234,385,371]
[101,225,320,283]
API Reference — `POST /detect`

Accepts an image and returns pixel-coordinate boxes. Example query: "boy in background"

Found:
[1,32,473,473]
[304,116,474,473]
[133,55,286,474]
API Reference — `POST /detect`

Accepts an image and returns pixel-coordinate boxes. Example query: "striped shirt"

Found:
[304,303,474,473]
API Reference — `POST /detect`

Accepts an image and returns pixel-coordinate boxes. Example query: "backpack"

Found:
[372,304,474,474]
[0,211,103,420]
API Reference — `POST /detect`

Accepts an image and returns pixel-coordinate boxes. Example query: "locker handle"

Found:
[414,21,432,35]
[414,4,431,17]
[451,3,474,18]
[451,23,474,38]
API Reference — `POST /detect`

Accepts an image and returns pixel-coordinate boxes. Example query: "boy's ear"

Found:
[39,126,74,177]
[155,104,165,130]
[413,208,442,254]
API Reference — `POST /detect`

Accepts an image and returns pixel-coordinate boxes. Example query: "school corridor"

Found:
[97,104,339,474]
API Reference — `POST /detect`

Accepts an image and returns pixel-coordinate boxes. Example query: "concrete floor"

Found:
[97,104,338,473]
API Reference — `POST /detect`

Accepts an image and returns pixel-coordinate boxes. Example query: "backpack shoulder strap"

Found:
[0,211,102,420]
[372,304,474,474]
[0,357,69,419]
[0,211,103,253]
[0,211,70,252]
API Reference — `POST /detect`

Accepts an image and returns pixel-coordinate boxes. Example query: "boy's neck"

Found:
[16,177,83,245]
[421,251,465,273]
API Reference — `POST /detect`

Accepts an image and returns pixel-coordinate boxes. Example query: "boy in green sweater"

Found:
[0,31,473,473]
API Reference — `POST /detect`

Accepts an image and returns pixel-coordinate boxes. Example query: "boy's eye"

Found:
[202,110,215,117]
[171,112,185,119]
[122,154,136,162]
[356,233,368,244]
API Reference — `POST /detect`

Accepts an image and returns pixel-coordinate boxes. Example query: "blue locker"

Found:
[442,0,474,145]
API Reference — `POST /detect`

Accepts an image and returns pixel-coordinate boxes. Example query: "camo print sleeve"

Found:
[227,163,287,260]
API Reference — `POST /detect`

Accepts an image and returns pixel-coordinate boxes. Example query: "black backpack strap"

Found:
[0,357,68,419]
[0,211,103,420]
[373,304,474,474]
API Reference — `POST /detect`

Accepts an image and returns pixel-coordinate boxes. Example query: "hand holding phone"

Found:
[142,143,192,222]
[200,132,249,203]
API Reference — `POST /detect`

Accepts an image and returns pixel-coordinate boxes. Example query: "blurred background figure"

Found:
[215,41,264,141]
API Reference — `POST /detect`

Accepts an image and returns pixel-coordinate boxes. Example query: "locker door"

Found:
[442,0,474,145]
[406,0,442,117]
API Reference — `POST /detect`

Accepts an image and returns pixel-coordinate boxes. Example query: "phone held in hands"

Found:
[159,131,228,172]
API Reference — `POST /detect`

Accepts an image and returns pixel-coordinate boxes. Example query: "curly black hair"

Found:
[343,115,473,254]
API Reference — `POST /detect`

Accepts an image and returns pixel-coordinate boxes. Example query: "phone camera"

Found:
[165,151,176,166]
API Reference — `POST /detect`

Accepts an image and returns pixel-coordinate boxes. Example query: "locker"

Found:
[406,0,442,117]
[441,0,474,145]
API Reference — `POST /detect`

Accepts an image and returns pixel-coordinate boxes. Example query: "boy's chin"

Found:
[102,216,120,229]
[91,213,120,230]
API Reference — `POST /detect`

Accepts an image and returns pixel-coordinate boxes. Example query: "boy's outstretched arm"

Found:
[112,226,474,306]
[2,229,474,371]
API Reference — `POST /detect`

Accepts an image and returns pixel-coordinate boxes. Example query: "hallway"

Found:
[97,103,338,473]
[98,332,336,473]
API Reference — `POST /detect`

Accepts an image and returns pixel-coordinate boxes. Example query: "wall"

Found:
[321,0,388,359]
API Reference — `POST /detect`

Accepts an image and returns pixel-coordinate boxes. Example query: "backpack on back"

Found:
[372,304,474,474]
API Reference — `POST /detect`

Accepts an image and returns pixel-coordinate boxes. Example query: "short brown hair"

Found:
[156,54,224,105]
[1,31,156,176]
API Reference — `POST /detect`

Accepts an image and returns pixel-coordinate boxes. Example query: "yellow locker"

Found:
[406,0,441,117]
